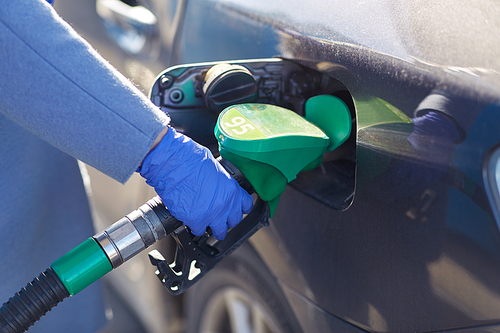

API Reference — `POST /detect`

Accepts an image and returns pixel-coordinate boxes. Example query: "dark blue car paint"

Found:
[177,1,500,332]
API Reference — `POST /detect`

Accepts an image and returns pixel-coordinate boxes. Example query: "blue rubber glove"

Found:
[138,126,253,239]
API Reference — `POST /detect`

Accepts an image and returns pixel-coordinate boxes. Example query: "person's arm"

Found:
[0,0,169,183]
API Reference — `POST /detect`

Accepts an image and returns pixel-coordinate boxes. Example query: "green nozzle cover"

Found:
[219,147,287,216]
[51,238,112,295]
[215,103,330,215]
[215,104,329,180]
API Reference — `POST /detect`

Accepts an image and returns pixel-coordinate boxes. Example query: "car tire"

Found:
[184,242,303,333]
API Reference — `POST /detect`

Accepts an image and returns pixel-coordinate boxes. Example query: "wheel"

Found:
[184,242,302,333]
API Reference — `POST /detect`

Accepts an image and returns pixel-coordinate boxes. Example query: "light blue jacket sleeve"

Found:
[0,0,170,183]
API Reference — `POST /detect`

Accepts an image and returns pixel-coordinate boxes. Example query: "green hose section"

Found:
[51,238,112,296]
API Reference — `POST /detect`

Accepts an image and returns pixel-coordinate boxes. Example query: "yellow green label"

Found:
[220,107,267,140]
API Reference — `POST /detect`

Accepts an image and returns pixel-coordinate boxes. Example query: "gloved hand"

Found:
[138,126,253,240]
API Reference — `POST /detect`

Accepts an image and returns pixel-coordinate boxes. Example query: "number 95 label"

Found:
[220,108,266,140]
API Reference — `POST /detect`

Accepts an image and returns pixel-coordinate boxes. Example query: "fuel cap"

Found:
[203,64,258,113]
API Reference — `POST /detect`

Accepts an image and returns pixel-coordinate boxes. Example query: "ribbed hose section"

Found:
[0,268,69,333]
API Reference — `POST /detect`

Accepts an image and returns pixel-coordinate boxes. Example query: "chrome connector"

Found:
[93,199,170,268]
[94,217,145,268]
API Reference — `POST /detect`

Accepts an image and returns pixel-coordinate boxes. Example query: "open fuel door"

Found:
[149,58,356,210]
[147,58,356,294]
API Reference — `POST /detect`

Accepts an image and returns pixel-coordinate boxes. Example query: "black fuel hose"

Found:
[0,269,69,333]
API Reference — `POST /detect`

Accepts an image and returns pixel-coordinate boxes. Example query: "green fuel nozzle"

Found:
[215,95,351,215]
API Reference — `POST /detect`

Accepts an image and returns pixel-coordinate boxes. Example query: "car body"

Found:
[55,0,500,332]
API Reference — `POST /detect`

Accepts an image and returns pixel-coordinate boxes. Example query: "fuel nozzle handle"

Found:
[0,157,252,333]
